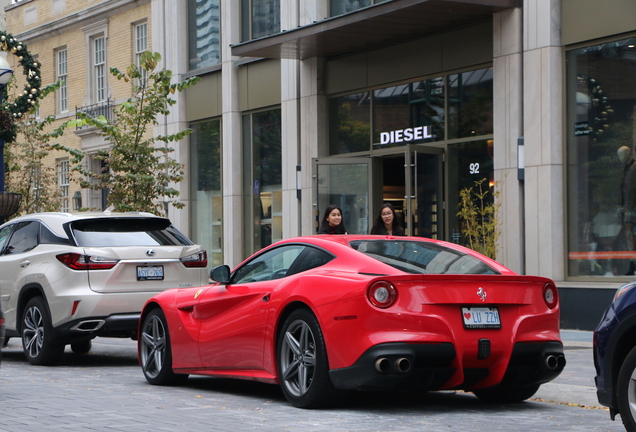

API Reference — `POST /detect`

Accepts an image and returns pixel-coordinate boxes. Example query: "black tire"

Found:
[473,384,540,403]
[21,297,65,366]
[71,339,92,354]
[139,308,188,386]
[277,308,345,408]
[617,345,636,432]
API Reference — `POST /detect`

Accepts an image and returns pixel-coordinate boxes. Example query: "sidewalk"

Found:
[533,330,600,407]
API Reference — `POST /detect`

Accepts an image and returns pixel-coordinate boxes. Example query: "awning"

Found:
[231,0,520,60]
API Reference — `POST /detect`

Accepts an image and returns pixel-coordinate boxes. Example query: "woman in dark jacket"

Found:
[317,204,347,234]
[370,203,405,236]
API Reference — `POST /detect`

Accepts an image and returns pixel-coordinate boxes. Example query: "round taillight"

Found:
[368,281,397,308]
[543,282,558,309]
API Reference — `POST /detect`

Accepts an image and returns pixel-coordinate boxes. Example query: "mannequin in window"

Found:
[619,145,636,274]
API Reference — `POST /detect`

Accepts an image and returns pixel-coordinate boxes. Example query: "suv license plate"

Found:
[137,265,164,281]
[462,307,501,329]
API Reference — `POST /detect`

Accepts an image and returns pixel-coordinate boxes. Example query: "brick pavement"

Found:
[0,333,625,432]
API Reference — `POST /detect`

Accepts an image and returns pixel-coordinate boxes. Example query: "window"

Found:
[243,109,282,254]
[134,22,148,84]
[5,222,39,255]
[190,119,223,266]
[58,159,69,212]
[188,0,220,70]
[83,21,108,104]
[56,48,68,113]
[241,0,280,42]
[566,36,636,278]
[231,245,305,284]
[329,0,389,17]
[93,36,106,102]
[328,67,493,155]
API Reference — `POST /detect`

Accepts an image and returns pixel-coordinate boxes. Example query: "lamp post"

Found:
[0,55,14,193]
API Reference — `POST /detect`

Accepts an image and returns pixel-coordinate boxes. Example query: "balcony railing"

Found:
[75,99,114,129]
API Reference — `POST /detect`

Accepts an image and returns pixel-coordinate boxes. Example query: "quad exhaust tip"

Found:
[546,354,566,370]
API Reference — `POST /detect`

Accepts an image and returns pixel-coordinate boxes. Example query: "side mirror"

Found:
[210,265,231,283]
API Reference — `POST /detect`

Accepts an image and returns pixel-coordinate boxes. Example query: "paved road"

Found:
[0,331,625,432]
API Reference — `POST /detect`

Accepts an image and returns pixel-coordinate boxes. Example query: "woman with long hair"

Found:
[317,204,347,234]
[370,203,405,236]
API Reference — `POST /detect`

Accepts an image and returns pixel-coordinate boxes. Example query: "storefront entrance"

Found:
[314,139,494,244]
[313,145,444,238]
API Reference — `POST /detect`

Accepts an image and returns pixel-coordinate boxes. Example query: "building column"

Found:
[221,0,244,268]
[522,0,565,280]
[493,8,525,274]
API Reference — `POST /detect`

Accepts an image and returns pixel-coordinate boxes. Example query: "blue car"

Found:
[594,281,636,431]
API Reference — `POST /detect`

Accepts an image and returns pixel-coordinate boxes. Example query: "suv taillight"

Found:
[181,250,208,268]
[56,253,119,270]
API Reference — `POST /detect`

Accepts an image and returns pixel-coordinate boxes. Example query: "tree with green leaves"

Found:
[52,52,200,214]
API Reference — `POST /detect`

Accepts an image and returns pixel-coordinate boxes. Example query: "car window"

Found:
[286,246,334,277]
[349,240,499,275]
[5,222,39,255]
[69,218,194,247]
[0,224,14,253]
[231,245,305,284]
[40,224,70,245]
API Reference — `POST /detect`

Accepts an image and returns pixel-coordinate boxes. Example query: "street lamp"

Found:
[0,54,13,193]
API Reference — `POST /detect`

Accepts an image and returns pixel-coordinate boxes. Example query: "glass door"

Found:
[405,146,444,238]
[313,158,374,234]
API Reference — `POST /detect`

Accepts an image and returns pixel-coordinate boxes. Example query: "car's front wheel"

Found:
[21,297,65,366]
[617,345,636,431]
[277,308,345,408]
[139,308,188,385]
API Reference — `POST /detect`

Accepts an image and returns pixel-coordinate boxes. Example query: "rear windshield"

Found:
[69,218,194,247]
[349,240,499,275]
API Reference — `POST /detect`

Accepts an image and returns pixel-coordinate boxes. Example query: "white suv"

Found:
[0,212,208,365]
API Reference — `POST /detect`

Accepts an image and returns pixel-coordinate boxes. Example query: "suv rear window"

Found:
[349,239,499,275]
[69,218,194,247]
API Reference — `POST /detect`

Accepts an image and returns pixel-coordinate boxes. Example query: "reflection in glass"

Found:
[373,79,444,148]
[448,68,493,139]
[566,37,636,277]
[241,0,281,41]
[329,92,371,155]
[446,140,494,249]
[329,0,389,17]
[190,119,222,267]
[188,0,220,70]
[244,109,282,254]
[317,163,369,234]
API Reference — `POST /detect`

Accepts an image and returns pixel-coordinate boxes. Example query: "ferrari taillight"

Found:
[181,250,208,268]
[367,281,397,308]
[543,282,558,309]
[56,253,119,270]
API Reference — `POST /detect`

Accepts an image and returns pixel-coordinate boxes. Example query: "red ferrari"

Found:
[138,235,565,408]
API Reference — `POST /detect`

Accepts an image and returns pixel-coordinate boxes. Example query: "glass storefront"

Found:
[325,67,494,249]
[567,36,636,277]
[243,108,282,255]
[188,0,221,70]
[189,119,222,267]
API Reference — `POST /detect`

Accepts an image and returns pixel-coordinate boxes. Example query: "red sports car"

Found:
[138,235,565,408]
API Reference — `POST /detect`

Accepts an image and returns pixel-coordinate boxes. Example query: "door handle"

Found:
[20,260,31,268]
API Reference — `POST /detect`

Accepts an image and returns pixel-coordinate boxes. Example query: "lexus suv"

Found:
[0,212,208,365]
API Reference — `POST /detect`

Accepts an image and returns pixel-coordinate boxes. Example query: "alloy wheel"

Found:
[279,319,317,397]
[23,305,44,359]
[140,313,167,379]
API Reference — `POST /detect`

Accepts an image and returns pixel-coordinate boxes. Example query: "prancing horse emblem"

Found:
[477,287,487,302]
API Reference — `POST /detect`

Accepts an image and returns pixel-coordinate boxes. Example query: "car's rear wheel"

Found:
[473,384,540,403]
[277,308,345,408]
[21,297,65,366]
[139,308,188,385]
[617,345,636,432]
[71,339,92,354]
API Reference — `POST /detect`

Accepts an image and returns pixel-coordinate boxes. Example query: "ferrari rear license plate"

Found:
[462,307,501,329]
[137,265,164,281]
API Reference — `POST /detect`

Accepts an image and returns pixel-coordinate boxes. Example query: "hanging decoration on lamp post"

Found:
[0,30,42,222]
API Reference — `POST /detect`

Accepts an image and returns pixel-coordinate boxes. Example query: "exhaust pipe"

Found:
[546,354,565,370]
[374,358,391,373]
[70,320,105,332]
[394,357,411,373]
